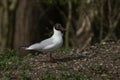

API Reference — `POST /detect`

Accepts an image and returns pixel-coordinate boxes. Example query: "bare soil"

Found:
[27,42,120,80]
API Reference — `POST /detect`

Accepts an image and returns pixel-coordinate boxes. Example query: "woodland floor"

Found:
[0,42,120,80]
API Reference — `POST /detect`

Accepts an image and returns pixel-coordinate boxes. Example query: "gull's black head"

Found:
[54,23,66,32]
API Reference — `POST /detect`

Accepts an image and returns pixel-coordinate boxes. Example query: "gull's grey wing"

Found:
[26,38,53,51]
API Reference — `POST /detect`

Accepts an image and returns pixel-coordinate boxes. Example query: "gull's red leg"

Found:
[49,53,54,63]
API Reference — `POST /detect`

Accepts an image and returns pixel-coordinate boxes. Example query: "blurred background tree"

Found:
[0,0,17,50]
[0,0,120,55]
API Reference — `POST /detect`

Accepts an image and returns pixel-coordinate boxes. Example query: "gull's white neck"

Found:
[52,27,63,38]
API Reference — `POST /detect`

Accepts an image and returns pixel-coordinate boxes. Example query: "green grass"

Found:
[20,71,32,80]
[0,49,20,70]
[89,65,107,74]
[44,72,90,80]
[0,49,32,79]
[3,72,12,80]
[102,76,110,80]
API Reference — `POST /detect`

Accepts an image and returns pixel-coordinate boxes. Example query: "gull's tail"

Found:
[21,47,27,49]
[20,46,34,50]
[19,46,28,50]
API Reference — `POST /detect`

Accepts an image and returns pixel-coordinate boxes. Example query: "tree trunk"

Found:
[65,0,72,48]
[76,0,94,50]
[0,0,17,50]
[0,0,9,50]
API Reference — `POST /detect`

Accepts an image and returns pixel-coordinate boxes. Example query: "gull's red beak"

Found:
[60,26,66,32]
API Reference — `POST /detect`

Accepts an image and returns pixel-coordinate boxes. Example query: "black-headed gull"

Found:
[23,23,65,62]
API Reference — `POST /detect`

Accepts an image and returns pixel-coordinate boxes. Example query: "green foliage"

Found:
[3,72,12,80]
[0,49,32,79]
[0,58,17,70]
[44,72,56,80]
[89,65,106,74]
[0,49,16,59]
[18,60,31,70]
[44,72,90,80]
[20,71,32,80]
[0,49,19,70]
[23,53,34,59]
[102,76,110,80]
[59,73,89,80]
